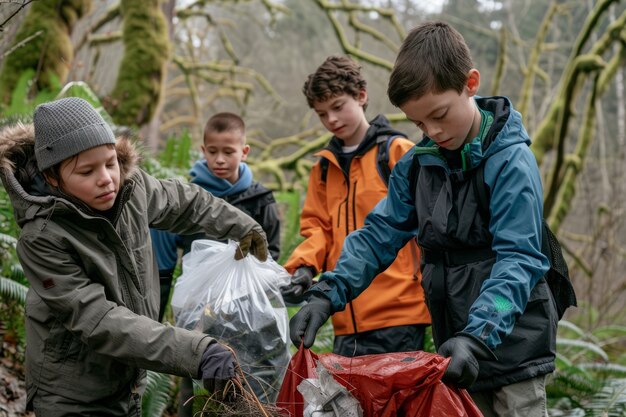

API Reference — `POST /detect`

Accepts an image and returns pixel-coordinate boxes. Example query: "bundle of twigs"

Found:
[199,378,283,417]
[196,347,284,417]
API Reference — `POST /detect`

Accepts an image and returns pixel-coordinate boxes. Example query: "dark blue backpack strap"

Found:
[321,135,402,185]
[320,157,330,183]
[408,149,421,202]
[472,163,490,222]
[376,134,402,186]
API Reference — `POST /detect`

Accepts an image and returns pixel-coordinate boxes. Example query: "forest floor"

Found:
[0,341,32,417]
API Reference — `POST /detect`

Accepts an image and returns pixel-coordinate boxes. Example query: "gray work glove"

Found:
[235,228,268,262]
[198,342,236,393]
[280,266,316,304]
[438,333,496,389]
[289,295,331,348]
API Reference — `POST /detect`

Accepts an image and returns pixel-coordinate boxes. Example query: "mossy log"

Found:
[0,0,90,104]
[106,0,170,127]
[547,42,626,232]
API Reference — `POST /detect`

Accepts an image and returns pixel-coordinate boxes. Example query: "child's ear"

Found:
[358,89,368,106]
[44,174,58,187]
[241,144,250,161]
[466,69,480,96]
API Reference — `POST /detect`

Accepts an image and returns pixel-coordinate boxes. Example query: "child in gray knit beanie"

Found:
[34,97,116,171]
[0,96,269,415]
[32,97,119,212]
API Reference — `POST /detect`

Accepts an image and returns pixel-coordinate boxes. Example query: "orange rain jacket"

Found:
[285,115,430,335]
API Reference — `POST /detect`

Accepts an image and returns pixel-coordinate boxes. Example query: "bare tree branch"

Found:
[0,0,36,32]
[1,29,41,59]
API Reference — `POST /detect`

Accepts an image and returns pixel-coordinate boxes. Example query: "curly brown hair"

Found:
[302,55,368,110]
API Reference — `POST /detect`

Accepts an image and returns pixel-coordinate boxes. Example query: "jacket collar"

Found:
[0,122,140,226]
[322,114,406,160]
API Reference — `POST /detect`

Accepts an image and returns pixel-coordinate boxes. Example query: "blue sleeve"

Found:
[463,144,550,348]
[311,150,419,312]
[149,228,179,273]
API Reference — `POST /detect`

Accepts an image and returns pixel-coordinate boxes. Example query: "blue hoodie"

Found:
[151,160,280,272]
[189,159,253,197]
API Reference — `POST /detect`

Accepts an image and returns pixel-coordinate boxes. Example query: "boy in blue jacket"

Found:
[152,112,280,321]
[290,22,556,417]
[151,112,280,413]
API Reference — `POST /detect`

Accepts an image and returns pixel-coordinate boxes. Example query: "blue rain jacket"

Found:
[310,96,556,391]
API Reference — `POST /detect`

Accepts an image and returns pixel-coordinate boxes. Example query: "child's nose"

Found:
[97,168,112,186]
[427,123,443,137]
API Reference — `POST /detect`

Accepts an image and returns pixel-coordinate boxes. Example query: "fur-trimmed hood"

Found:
[0,121,140,226]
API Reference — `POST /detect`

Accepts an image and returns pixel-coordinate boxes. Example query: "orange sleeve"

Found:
[388,137,416,169]
[283,162,332,275]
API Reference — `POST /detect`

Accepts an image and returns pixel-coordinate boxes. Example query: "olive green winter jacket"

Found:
[0,123,266,410]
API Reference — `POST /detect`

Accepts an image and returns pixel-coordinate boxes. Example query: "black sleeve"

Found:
[258,199,281,261]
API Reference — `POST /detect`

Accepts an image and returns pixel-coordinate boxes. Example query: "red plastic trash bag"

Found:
[276,345,319,416]
[278,348,483,417]
[319,351,483,417]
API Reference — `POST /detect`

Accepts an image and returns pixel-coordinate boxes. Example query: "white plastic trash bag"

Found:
[170,239,291,402]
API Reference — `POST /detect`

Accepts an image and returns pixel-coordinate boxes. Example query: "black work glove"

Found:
[198,342,236,393]
[289,295,331,348]
[280,266,316,304]
[235,228,268,262]
[438,333,496,389]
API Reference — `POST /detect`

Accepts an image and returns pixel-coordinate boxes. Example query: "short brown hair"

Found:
[203,112,245,143]
[388,22,473,107]
[303,55,368,110]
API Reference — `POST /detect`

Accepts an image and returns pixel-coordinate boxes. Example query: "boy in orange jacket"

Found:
[280,55,430,356]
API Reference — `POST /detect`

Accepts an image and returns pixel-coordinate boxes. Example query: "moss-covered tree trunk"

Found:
[106,0,170,128]
[0,0,91,105]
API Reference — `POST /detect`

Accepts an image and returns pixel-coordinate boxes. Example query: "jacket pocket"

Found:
[500,278,557,367]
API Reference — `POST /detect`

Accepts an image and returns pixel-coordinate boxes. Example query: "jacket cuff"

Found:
[304,281,336,311]
[456,331,498,361]
[299,265,318,277]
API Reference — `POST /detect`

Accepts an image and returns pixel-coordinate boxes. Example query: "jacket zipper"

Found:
[348,179,359,334]
[117,257,137,312]
[333,155,360,334]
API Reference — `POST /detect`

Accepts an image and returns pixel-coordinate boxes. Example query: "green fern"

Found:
[158,129,197,170]
[4,69,61,117]
[142,371,174,417]
[549,318,626,416]
[57,81,115,126]
[557,337,610,361]
[141,157,188,181]
[143,130,201,180]
[274,191,304,265]
[175,129,193,169]
[4,69,36,117]
[581,378,626,417]
[0,233,17,247]
[0,276,27,305]
[579,363,626,376]
[558,319,587,339]
[10,264,27,287]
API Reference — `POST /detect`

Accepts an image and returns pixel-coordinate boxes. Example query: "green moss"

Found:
[108,0,170,127]
[0,0,91,105]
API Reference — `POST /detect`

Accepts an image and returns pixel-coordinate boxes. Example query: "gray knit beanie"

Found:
[34,97,116,171]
